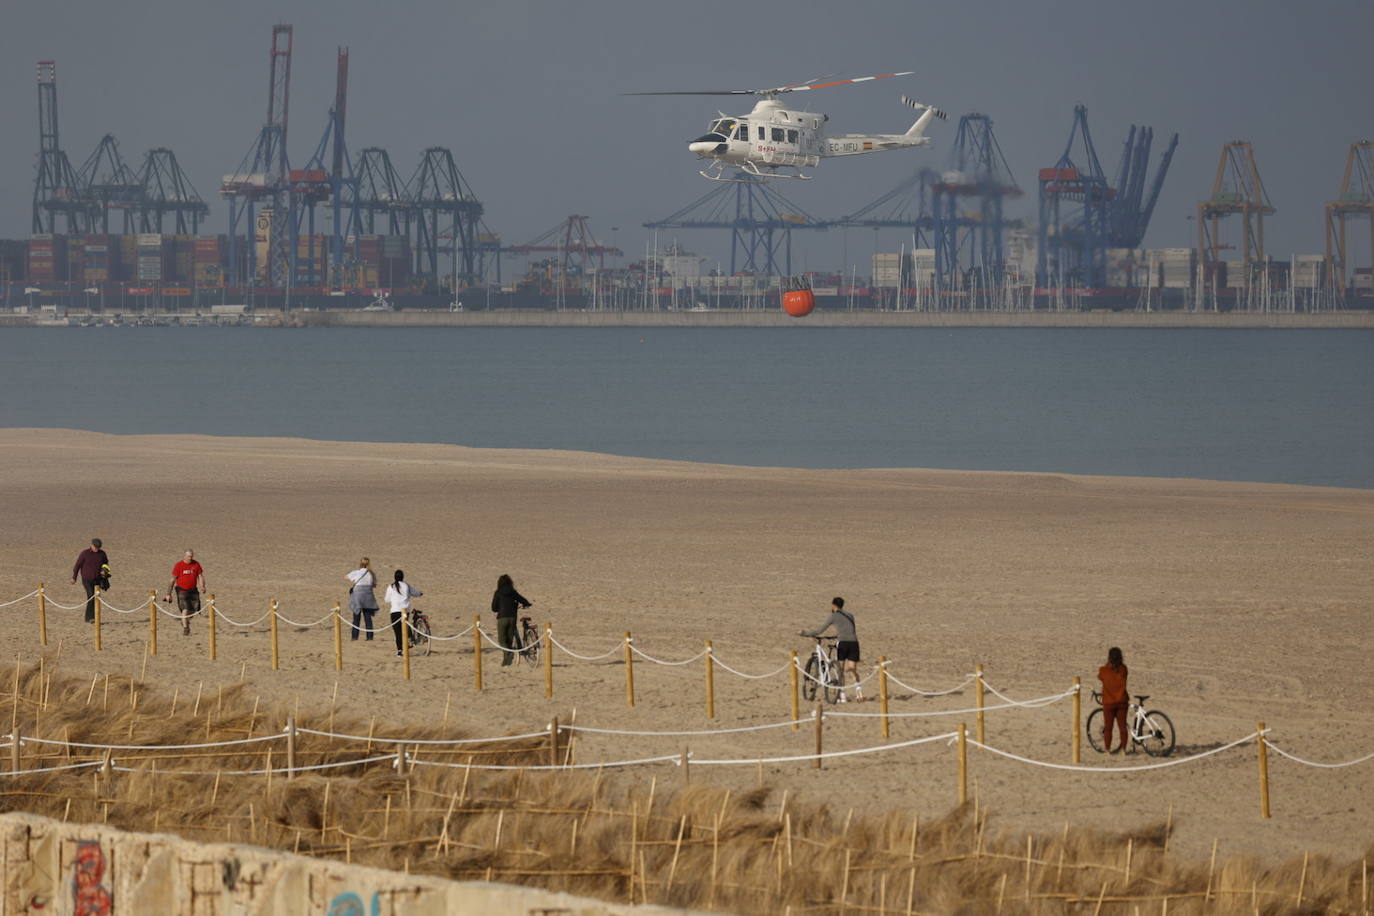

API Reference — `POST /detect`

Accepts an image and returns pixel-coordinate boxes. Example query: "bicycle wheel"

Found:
[1085,708,1106,754]
[521,623,540,667]
[802,656,820,701]
[410,615,432,656]
[1136,710,1175,757]
[823,661,841,705]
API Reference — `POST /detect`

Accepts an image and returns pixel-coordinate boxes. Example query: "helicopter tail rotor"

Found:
[901,97,948,120]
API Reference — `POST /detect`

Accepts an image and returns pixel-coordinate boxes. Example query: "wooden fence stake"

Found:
[543,623,553,698]
[958,722,968,805]
[269,599,279,671]
[879,656,890,738]
[624,632,635,707]
[147,590,158,656]
[813,704,823,770]
[37,584,48,647]
[401,606,412,681]
[1072,676,1082,763]
[93,586,103,651]
[548,716,560,767]
[681,747,690,785]
[472,616,482,690]
[790,650,799,730]
[975,664,985,744]
[705,640,715,719]
[9,726,19,773]
[286,716,297,779]
[332,601,343,671]
[207,594,217,661]
[1257,721,1271,818]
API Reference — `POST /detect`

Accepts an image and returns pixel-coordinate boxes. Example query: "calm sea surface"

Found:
[2,327,1371,488]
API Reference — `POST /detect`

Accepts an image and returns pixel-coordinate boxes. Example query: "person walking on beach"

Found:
[383,570,422,657]
[70,538,109,624]
[164,549,207,635]
[345,558,379,641]
[1097,647,1130,754]
[800,597,863,702]
[491,574,532,667]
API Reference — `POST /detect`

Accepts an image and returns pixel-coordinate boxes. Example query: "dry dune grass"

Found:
[1,661,1368,914]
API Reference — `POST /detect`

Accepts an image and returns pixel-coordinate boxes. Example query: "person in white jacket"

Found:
[383,569,423,657]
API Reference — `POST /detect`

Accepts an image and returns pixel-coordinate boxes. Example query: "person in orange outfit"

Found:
[1097,647,1129,754]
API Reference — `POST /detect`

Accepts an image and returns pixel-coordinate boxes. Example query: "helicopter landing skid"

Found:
[700,161,813,182]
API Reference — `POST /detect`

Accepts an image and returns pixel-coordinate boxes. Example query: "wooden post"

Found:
[681,748,691,785]
[472,616,483,690]
[548,716,560,767]
[332,602,343,672]
[789,650,799,730]
[37,584,48,647]
[543,623,553,698]
[401,606,412,681]
[1257,721,1271,819]
[624,632,635,707]
[9,726,19,773]
[286,716,297,779]
[705,640,715,719]
[1072,676,1082,763]
[147,590,158,656]
[93,586,103,651]
[207,594,217,661]
[813,704,823,770]
[975,664,986,744]
[268,599,280,670]
[958,723,968,805]
[879,657,891,738]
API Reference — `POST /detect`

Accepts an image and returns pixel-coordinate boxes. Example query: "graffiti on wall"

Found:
[325,891,380,916]
[72,841,113,916]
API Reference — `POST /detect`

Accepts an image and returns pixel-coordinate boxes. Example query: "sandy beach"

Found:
[1,428,1370,865]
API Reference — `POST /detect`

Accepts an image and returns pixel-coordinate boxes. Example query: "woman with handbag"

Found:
[345,558,379,640]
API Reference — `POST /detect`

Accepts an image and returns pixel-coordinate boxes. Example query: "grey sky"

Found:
[3,0,1370,274]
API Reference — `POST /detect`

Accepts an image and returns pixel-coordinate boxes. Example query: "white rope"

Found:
[982,679,1075,708]
[1266,741,1374,769]
[274,609,337,628]
[692,730,959,766]
[20,733,283,751]
[1,760,106,777]
[884,671,975,697]
[213,607,273,628]
[111,751,399,777]
[98,599,146,615]
[549,635,621,661]
[295,727,549,746]
[0,590,39,608]
[711,656,792,680]
[566,718,803,737]
[158,603,196,620]
[826,688,1075,719]
[411,620,474,642]
[967,731,1261,772]
[631,646,709,667]
[409,752,682,772]
[44,597,88,610]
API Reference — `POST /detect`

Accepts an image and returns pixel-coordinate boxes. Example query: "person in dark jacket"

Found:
[491,574,532,667]
[70,538,108,623]
[800,596,863,702]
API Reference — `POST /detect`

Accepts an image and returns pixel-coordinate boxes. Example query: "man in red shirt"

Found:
[165,549,207,635]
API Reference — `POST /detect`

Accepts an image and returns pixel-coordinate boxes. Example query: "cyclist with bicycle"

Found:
[1097,647,1129,754]
[491,574,533,667]
[800,597,863,702]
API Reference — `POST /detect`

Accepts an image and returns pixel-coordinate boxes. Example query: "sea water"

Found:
[2,326,1371,488]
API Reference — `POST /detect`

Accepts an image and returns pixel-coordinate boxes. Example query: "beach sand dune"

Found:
[1,428,1370,863]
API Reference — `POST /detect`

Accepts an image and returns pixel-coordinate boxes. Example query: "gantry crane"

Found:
[1325,140,1374,297]
[1197,141,1275,290]
[32,61,86,235]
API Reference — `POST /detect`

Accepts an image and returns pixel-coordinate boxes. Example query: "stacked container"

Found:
[26,235,68,284]
[1291,255,1325,290]
[1146,248,1195,288]
[193,236,224,287]
[871,253,904,289]
[136,234,168,283]
[80,235,116,284]
[910,249,936,289]
[1105,248,1145,288]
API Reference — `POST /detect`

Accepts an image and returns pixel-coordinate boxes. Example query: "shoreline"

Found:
[5,308,1374,329]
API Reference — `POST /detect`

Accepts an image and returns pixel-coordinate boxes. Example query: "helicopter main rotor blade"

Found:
[778,71,915,92]
[625,71,916,98]
[622,90,761,96]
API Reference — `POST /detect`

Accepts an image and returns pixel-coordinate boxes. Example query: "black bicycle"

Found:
[513,615,540,666]
[407,607,432,656]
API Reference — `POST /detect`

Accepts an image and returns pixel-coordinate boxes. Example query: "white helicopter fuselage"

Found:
[687,98,939,177]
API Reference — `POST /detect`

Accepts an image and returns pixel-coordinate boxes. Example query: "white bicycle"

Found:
[1087,691,1176,757]
[800,636,843,704]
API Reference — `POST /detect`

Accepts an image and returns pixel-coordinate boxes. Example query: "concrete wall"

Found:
[0,812,694,915]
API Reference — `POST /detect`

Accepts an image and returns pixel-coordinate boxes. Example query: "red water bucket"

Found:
[781,289,815,317]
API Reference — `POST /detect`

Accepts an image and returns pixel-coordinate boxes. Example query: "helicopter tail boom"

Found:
[901,97,948,140]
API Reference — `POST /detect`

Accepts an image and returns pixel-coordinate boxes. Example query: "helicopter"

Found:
[629,72,946,181]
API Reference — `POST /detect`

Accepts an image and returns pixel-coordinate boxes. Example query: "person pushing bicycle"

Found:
[800,597,863,702]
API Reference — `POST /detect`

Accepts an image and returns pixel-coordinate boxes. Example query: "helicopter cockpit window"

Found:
[708,119,736,138]
[733,122,748,140]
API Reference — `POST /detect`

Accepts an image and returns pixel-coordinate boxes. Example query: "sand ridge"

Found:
[1,428,1371,863]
